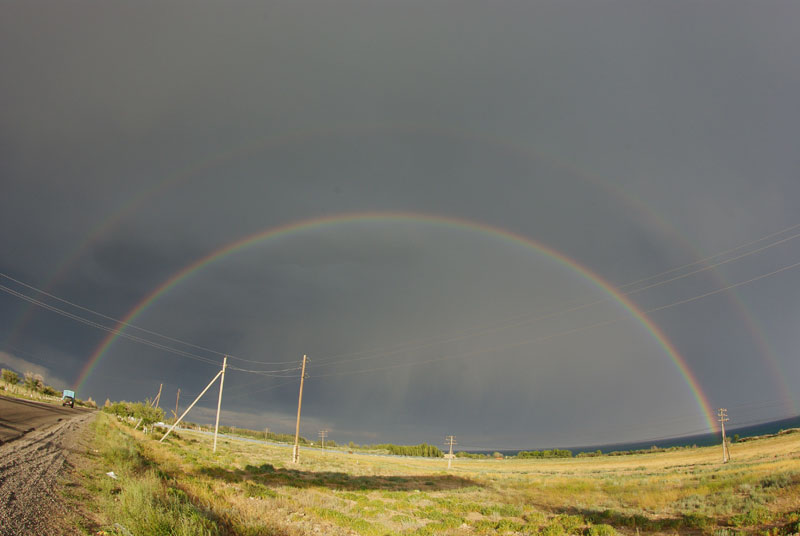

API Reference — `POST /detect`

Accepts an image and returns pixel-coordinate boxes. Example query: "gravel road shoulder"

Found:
[0,411,95,536]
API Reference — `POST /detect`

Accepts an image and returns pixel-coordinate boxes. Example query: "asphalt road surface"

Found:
[0,394,89,443]
[0,395,95,535]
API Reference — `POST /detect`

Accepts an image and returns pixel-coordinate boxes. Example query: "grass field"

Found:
[72,414,800,535]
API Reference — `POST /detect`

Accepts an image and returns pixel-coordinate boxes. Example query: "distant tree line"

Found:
[576,450,604,458]
[375,443,443,457]
[456,451,491,459]
[103,400,164,426]
[1,368,20,385]
[3,368,58,395]
[453,451,505,459]
[517,449,573,459]
[453,449,574,459]
[1,368,96,407]
[575,444,706,458]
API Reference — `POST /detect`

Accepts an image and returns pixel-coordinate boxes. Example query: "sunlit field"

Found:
[74,414,800,535]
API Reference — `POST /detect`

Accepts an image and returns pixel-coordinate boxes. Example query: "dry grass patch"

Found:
[74,418,800,535]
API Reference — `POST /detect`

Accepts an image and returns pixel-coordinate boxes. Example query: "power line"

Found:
[309,227,800,370]
[0,284,220,366]
[0,271,227,356]
[7,247,798,383]
[0,283,298,373]
[614,221,800,291]
[225,366,301,377]
[223,377,300,401]
[618,228,800,297]
[307,255,800,380]
[5,218,800,374]
[0,271,301,366]
[4,223,800,382]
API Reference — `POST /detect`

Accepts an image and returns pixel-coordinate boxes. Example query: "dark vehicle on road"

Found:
[62,389,75,408]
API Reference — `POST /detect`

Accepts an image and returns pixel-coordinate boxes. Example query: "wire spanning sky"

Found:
[2,1,799,449]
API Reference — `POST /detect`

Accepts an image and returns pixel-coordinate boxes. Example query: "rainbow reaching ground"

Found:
[75,211,719,432]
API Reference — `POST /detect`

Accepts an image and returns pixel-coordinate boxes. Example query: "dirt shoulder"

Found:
[0,410,95,536]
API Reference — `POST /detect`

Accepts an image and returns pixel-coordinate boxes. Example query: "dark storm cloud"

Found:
[2,1,800,448]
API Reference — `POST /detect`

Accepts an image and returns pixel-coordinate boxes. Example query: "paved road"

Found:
[0,395,90,443]
[0,396,94,535]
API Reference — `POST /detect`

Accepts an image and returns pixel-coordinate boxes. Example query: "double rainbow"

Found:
[74,211,719,432]
[5,123,790,416]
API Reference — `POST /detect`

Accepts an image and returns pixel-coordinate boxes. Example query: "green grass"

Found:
[68,415,800,535]
[71,414,221,535]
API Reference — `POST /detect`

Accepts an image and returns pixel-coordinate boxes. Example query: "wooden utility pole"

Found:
[292,355,308,463]
[319,430,328,450]
[446,435,457,469]
[265,427,270,440]
[172,388,180,421]
[213,356,228,453]
[718,408,730,462]
[153,383,163,409]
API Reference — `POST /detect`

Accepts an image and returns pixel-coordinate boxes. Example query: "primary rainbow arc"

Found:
[75,211,719,432]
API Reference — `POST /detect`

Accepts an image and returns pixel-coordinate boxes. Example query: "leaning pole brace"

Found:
[159,367,224,443]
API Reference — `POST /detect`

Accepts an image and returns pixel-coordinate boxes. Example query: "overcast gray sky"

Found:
[2,1,799,449]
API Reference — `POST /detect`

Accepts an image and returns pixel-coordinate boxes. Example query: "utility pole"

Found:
[153,383,162,409]
[172,388,180,422]
[213,356,227,453]
[265,427,270,441]
[718,408,730,463]
[292,355,308,464]
[446,435,457,469]
[319,430,328,450]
